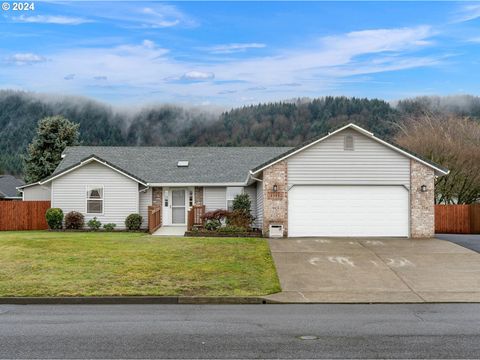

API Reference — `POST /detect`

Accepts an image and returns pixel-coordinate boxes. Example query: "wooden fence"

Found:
[148,205,161,234]
[187,205,205,230]
[0,201,51,231]
[435,204,480,234]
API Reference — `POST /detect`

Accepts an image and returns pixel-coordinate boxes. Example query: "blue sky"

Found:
[1,1,480,106]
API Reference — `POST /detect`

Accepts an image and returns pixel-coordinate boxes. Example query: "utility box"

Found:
[269,224,284,238]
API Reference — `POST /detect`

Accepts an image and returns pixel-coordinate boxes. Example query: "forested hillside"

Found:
[1,90,479,177]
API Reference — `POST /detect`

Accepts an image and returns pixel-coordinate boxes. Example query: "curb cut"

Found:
[0,296,268,305]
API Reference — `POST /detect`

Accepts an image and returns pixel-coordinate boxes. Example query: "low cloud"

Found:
[64,74,75,80]
[13,15,92,25]
[206,43,266,54]
[5,53,47,65]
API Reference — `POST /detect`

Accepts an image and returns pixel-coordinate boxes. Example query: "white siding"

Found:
[255,181,263,229]
[204,187,227,212]
[288,129,411,187]
[51,162,139,229]
[22,184,51,201]
[139,187,152,230]
[244,185,257,221]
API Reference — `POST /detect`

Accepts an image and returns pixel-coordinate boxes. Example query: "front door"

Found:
[171,189,186,225]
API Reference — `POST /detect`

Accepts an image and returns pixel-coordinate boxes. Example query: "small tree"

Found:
[24,115,79,183]
[229,193,255,228]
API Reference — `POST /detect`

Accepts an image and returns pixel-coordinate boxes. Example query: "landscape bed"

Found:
[0,231,280,297]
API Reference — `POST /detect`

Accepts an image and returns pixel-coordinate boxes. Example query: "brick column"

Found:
[262,161,288,237]
[410,160,435,238]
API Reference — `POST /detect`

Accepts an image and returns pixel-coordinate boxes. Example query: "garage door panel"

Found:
[288,186,408,237]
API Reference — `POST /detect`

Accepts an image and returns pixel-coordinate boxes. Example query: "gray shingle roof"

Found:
[55,146,292,184]
[0,175,24,198]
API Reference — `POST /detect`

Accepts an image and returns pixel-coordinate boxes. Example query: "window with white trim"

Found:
[226,187,243,212]
[86,185,104,214]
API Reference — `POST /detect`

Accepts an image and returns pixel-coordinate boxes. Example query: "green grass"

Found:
[0,231,280,297]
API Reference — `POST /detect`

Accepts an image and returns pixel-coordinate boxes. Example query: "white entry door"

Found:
[171,189,187,225]
[288,185,409,237]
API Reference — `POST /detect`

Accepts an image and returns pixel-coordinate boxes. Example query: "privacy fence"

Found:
[435,204,480,234]
[0,201,51,231]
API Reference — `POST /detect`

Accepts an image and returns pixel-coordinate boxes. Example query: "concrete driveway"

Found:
[265,237,480,303]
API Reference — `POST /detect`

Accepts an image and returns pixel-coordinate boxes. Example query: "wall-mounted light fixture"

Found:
[273,184,278,192]
[420,185,427,192]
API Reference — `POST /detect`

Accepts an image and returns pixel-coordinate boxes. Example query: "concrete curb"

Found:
[0,296,267,305]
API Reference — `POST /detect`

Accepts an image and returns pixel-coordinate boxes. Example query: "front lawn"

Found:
[0,231,280,297]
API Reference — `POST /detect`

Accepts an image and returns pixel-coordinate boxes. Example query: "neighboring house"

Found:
[0,175,24,200]
[18,123,449,238]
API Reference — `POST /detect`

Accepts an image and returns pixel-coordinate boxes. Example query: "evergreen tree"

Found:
[24,116,79,183]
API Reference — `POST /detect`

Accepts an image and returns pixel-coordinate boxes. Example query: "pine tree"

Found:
[24,116,79,183]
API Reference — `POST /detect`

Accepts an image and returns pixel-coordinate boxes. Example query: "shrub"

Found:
[103,223,116,231]
[202,209,230,222]
[228,194,255,228]
[227,210,254,228]
[45,208,63,230]
[217,225,248,233]
[205,219,221,231]
[87,217,102,231]
[64,211,84,230]
[125,213,142,231]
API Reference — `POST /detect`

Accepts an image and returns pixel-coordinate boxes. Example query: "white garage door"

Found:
[288,185,409,237]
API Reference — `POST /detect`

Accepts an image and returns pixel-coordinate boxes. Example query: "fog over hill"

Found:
[0,90,479,176]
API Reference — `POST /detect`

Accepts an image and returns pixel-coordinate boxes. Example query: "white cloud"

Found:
[181,71,215,81]
[452,4,480,23]
[206,43,266,54]
[5,53,47,65]
[13,15,92,25]
[84,3,196,29]
[0,26,440,105]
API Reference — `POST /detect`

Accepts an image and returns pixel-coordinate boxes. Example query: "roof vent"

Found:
[177,160,189,167]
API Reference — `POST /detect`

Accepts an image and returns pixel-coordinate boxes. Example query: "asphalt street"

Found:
[436,234,480,253]
[1,304,479,359]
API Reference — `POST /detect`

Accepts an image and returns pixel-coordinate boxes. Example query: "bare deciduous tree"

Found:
[395,112,480,204]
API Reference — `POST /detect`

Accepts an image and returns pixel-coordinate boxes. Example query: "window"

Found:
[86,185,103,214]
[344,134,354,150]
[226,187,243,211]
[164,190,169,207]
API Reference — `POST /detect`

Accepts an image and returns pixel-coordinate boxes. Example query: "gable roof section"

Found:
[250,123,449,176]
[0,175,24,198]
[20,146,292,187]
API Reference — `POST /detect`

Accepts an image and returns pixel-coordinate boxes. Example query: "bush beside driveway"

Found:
[0,231,280,297]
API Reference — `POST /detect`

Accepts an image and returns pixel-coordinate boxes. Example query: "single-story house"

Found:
[0,175,24,200]
[18,123,448,238]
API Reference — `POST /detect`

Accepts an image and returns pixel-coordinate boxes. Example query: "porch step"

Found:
[152,226,187,236]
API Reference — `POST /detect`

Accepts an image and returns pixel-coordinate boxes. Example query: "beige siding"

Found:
[139,187,152,230]
[204,187,227,212]
[51,161,139,229]
[255,181,263,228]
[22,184,51,201]
[288,129,410,187]
[244,184,257,220]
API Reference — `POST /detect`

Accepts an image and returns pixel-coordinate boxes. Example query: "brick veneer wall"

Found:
[410,160,435,238]
[262,161,288,237]
[194,187,204,205]
[152,187,163,227]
